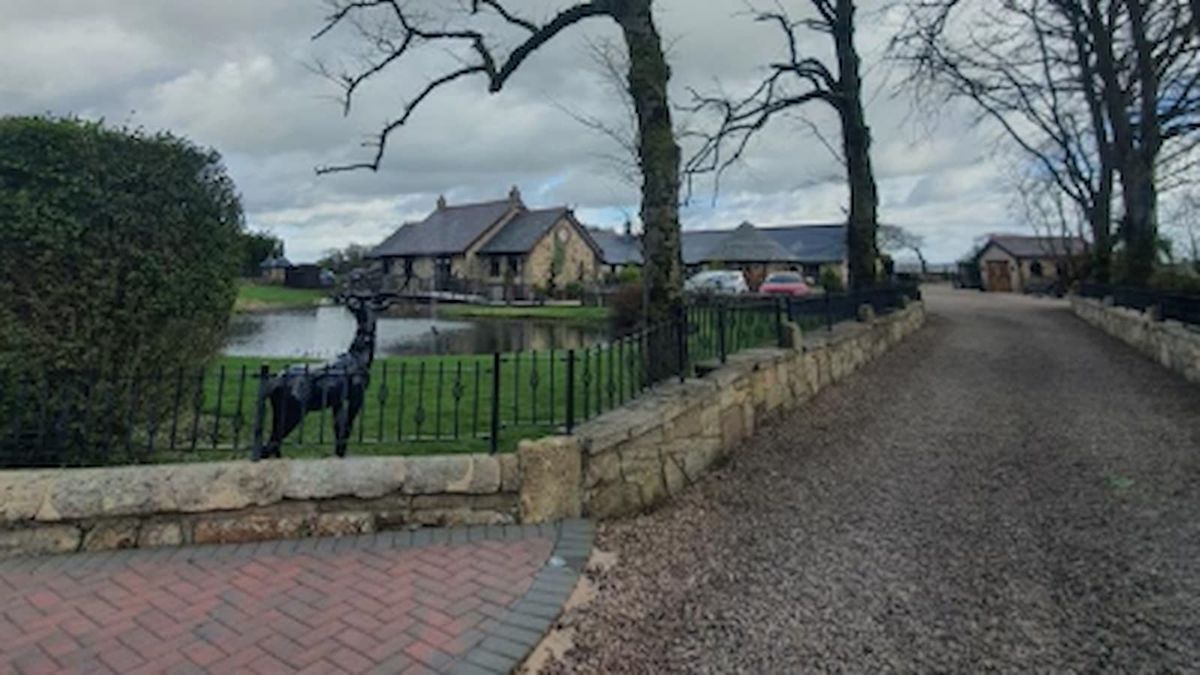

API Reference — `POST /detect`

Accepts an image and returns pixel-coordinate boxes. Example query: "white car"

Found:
[685,270,750,295]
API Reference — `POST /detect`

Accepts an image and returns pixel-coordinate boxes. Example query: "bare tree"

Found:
[878,224,927,274]
[686,1,882,290]
[312,0,683,324]
[896,0,1200,285]
[895,1,1116,281]
[1166,186,1200,273]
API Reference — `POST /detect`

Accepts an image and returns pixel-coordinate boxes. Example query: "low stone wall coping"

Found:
[1,454,509,527]
[1072,296,1200,384]
[568,301,928,519]
[0,300,928,557]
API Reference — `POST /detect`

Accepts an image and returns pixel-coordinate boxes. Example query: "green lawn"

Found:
[438,303,610,322]
[234,281,328,312]
[76,300,780,464]
[140,307,783,463]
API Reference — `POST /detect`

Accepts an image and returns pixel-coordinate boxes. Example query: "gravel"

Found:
[547,287,1200,673]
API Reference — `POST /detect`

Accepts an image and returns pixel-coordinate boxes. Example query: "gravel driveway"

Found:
[548,287,1200,673]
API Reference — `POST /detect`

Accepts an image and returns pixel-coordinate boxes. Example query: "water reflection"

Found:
[225,306,610,358]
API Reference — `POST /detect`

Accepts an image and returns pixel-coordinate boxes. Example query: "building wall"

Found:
[979,245,1020,292]
[462,210,519,280]
[522,217,601,290]
[979,244,1067,293]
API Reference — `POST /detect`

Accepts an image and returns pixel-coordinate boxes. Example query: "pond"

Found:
[224,306,611,359]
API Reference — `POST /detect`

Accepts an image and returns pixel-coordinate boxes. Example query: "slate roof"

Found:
[591,223,849,266]
[982,235,1089,260]
[478,208,570,255]
[681,231,728,265]
[259,255,293,269]
[760,224,847,264]
[590,230,644,266]
[677,223,847,265]
[370,199,516,257]
[700,222,801,263]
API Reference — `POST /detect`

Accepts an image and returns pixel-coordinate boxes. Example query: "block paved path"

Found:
[0,521,593,675]
[549,287,1200,673]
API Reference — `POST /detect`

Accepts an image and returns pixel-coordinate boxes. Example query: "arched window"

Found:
[1030,261,1044,277]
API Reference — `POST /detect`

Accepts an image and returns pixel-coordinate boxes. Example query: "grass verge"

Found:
[234,281,328,313]
[438,304,610,322]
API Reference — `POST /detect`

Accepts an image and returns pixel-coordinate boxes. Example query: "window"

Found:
[507,256,522,276]
[490,257,501,277]
[1030,261,1044,277]
[403,258,414,278]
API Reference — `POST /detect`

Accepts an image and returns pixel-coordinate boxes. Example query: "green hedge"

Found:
[0,116,243,466]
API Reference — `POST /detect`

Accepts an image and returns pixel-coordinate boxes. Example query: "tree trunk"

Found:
[616,0,682,327]
[1091,166,1114,283]
[1122,153,1159,284]
[614,0,683,381]
[1089,0,1160,285]
[834,0,879,290]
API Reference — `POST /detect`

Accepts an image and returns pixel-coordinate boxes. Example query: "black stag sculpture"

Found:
[252,294,391,459]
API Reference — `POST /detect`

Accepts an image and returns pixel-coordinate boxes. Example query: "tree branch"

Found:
[313,0,610,173]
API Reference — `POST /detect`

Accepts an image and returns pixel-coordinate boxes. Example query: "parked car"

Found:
[684,270,749,295]
[758,272,812,297]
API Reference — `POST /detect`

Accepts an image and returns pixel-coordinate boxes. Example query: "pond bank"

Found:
[233,281,327,313]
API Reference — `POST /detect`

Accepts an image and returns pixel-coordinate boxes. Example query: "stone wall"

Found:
[518,302,927,519]
[0,454,519,559]
[1072,296,1200,384]
[0,303,926,558]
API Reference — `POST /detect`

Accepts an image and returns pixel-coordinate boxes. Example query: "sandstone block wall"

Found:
[0,454,520,558]
[0,303,927,558]
[1072,296,1200,384]
[520,302,927,519]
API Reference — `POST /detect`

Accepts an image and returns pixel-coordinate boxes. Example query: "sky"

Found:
[0,0,1026,264]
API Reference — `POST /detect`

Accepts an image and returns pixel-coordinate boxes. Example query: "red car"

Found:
[759,272,812,297]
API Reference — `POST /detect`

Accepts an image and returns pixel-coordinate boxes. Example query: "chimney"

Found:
[436,194,447,210]
[623,219,633,238]
[509,185,522,204]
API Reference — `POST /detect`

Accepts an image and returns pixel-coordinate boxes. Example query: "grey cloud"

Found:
[1,0,1029,264]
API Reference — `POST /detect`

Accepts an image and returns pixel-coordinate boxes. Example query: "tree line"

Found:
[314,0,1199,315]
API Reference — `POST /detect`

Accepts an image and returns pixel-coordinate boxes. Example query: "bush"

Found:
[1149,269,1200,295]
[0,116,243,465]
[819,267,845,293]
[609,282,643,334]
[564,281,586,300]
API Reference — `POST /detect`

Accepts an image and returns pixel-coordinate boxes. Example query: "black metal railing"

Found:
[1,284,920,468]
[1079,283,1200,326]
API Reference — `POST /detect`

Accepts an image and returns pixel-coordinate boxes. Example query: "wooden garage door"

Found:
[986,261,1012,292]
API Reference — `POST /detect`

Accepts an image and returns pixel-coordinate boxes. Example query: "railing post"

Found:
[489,352,501,454]
[775,297,787,347]
[717,303,728,364]
[565,349,576,433]
[251,364,270,461]
[675,304,688,383]
[824,291,834,332]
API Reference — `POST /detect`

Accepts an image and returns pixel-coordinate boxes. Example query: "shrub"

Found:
[609,282,643,334]
[819,267,845,293]
[0,116,243,466]
[564,281,586,300]
[1149,269,1200,295]
[616,266,642,285]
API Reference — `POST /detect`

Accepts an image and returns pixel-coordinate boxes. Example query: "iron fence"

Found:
[1079,283,1200,326]
[1,284,920,467]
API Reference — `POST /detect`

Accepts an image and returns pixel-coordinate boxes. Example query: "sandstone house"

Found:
[369,186,854,298]
[974,234,1089,293]
[369,187,604,301]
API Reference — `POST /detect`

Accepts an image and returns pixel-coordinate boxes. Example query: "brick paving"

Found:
[0,522,592,674]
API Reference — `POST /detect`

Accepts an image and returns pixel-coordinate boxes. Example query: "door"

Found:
[986,260,1012,292]
[434,256,453,291]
